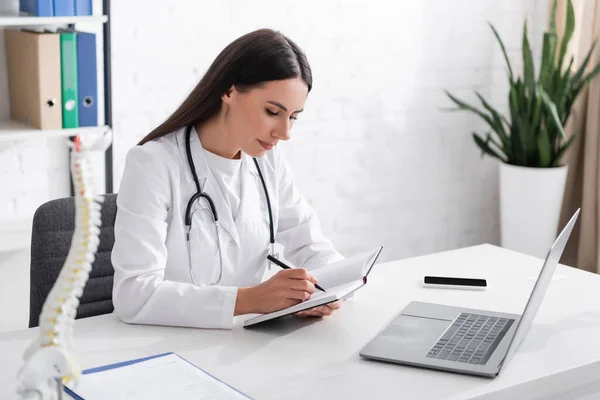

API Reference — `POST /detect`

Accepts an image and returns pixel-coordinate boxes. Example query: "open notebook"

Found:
[243,246,383,327]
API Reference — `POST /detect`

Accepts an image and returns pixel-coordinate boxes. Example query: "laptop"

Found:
[359,208,580,378]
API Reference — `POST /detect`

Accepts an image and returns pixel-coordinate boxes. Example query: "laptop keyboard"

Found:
[426,313,514,365]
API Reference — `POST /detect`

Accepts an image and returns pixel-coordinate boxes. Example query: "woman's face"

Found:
[222,77,309,157]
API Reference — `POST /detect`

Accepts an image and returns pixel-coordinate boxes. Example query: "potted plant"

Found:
[445,0,600,258]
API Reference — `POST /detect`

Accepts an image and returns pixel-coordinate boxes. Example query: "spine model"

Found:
[17,136,103,400]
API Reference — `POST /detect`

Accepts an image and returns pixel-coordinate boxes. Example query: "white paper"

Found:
[308,280,363,302]
[66,354,250,399]
[243,280,364,326]
[264,279,361,315]
[243,247,382,327]
[311,247,381,289]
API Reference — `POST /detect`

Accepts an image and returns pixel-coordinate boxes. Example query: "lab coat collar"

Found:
[246,155,260,176]
[177,126,259,181]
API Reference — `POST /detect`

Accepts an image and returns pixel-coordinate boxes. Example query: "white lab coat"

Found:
[111,126,343,329]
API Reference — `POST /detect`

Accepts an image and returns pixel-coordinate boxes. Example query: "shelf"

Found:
[0,217,32,252]
[0,14,107,27]
[0,121,110,142]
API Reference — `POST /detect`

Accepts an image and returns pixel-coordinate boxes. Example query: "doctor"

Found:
[111,28,344,330]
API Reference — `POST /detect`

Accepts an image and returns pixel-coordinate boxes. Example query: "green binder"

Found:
[59,31,79,129]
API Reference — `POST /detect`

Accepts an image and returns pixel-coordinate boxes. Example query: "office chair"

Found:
[29,194,117,328]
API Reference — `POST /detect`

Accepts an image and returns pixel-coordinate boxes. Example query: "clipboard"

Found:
[64,352,252,399]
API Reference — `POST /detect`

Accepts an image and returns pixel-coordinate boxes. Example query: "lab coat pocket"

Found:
[239,202,271,263]
[187,206,222,285]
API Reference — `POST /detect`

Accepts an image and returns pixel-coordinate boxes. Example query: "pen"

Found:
[267,255,326,292]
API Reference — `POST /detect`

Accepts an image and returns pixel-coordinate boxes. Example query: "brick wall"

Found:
[0,0,547,263]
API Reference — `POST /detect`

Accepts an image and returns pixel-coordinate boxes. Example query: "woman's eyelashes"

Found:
[265,109,298,120]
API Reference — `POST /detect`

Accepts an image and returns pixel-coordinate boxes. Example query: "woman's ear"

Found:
[221,86,236,105]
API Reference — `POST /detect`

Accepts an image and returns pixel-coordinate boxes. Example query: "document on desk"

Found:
[243,246,383,327]
[64,353,251,399]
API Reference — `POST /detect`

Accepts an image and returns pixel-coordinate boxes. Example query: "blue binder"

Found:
[19,0,29,14]
[74,0,91,15]
[76,31,98,127]
[20,0,53,16]
[53,0,74,16]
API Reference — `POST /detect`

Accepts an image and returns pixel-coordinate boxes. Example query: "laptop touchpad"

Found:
[380,315,451,346]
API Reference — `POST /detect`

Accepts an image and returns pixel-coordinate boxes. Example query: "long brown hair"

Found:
[138,28,312,145]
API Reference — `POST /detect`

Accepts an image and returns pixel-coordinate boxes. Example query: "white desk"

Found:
[1,244,600,400]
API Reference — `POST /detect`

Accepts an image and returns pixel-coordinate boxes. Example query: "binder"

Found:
[53,0,74,16]
[74,0,91,15]
[5,29,62,130]
[19,0,29,14]
[59,31,79,128]
[76,32,97,126]
[20,0,53,16]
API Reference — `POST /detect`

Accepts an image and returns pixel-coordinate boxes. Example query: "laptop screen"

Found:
[500,209,580,367]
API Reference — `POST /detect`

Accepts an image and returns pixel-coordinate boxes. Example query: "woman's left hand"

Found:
[295,300,341,318]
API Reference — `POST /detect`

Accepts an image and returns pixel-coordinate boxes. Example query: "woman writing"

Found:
[112,29,343,329]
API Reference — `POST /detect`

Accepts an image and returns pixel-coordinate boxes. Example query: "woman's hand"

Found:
[296,300,341,318]
[235,268,318,315]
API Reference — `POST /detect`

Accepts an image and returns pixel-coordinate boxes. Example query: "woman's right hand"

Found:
[235,269,318,315]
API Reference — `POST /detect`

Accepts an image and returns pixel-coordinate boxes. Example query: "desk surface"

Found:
[2,244,600,400]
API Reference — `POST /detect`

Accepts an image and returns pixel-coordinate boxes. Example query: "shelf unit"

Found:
[0,2,113,252]
[0,14,107,26]
[0,120,109,141]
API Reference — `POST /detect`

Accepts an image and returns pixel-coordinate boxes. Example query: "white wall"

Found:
[0,0,548,331]
[110,0,545,262]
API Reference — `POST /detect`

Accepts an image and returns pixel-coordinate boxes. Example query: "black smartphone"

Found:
[423,275,487,290]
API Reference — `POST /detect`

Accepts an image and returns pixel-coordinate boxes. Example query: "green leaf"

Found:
[540,32,558,89]
[577,62,600,92]
[564,56,574,78]
[473,133,507,162]
[474,92,511,150]
[510,78,535,166]
[537,128,552,167]
[557,0,575,71]
[509,81,527,164]
[549,0,557,34]
[447,91,512,159]
[485,130,507,156]
[552,132,578,166]
[571,41,597,85]
[531,88,543,133]
[556,58,573,123]
[522,22,535,93]
[445,90,498,129]
[513,78,535,160]
[489,22,514,80]
[540,88,567,140]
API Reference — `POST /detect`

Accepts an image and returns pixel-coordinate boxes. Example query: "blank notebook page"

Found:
[66,353,250,399]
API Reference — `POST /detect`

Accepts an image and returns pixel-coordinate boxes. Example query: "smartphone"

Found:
[423,275,487,290]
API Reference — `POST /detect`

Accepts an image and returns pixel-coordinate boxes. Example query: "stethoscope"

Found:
[184,125,276,286]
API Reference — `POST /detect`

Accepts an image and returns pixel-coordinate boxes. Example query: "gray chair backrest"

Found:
[29,194,117,328]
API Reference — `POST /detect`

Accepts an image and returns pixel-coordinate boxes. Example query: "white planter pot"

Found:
[499,163,568,258]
